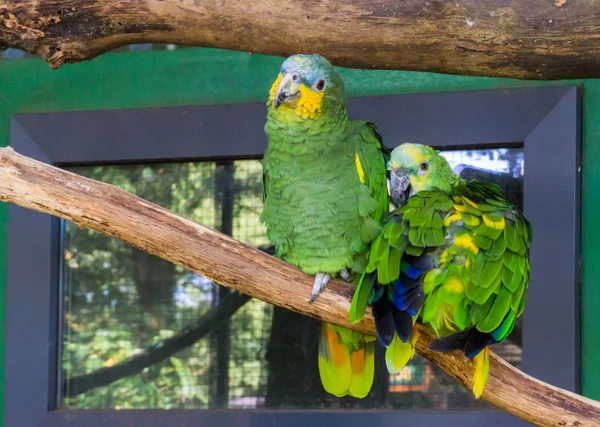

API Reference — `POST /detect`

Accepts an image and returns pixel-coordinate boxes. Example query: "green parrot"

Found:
[261,54,389,398]
[351,142,531,398]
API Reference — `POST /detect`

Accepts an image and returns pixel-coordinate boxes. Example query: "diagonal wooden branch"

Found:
[1,0,600,79]
[0,145,598,426]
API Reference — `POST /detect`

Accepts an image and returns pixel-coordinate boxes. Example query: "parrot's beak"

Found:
[274,72,301,109]
[389,168,411,207]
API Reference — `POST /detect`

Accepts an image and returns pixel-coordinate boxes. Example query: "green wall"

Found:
[0,48,598,420]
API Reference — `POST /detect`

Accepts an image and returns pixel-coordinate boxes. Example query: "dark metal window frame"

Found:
[6,85,581,427]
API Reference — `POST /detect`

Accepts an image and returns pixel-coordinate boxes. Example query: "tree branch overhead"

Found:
[1,0,600,79]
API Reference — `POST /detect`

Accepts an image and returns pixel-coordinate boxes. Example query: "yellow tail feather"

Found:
[317,322,374,398]
[472,346,490,399]
[385,328,419,374]
[348,342,375,398]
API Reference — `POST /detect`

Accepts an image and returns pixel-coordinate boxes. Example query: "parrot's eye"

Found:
[420,162,429,171]
[292,73,300,82]
[315,79,326,91]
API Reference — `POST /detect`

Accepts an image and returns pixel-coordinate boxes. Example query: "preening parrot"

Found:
[261,54,389,398]
[351,143,532,398]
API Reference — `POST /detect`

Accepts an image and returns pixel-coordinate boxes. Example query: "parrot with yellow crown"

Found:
[351,142,532,398]
[261,54,389,398]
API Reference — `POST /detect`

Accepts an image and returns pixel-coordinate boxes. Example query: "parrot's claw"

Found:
[308,273,331,303]
[339,268,351,282]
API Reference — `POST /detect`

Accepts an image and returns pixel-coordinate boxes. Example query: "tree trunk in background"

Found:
[210,161,235,408]
[132,168,176,331]
[133,244,176,330]
[2,0,600,79]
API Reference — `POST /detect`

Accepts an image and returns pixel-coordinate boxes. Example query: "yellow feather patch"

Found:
[269,74,283,102]
[443,213,462,227]
[423,268,441,293]
[297,84,324,118]
[440,308,457,333]
[385,335,414,374]
[482,213,506,230]
[473,347,490,399]
[453,234,480,254]
[443,276,464,293]
[439,249,451,265]
[401,144,427,165]
[460,212,481,228]
[410,327,420,346]
[385,325,419,374]
[453,203,470,213]
[388,159,400,170]
[462,197,479,209]
[355,153,365,184]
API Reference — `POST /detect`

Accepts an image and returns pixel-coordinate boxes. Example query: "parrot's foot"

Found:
[308,273,331,303]
[339,268,351,282]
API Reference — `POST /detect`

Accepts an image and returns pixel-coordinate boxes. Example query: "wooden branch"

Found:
[0,145,598,426]
[1,0,600,79]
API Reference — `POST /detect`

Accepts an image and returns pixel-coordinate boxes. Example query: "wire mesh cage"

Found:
[61,148,523,411]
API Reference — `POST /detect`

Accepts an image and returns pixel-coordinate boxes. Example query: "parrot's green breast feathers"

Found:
[262,55,389,275]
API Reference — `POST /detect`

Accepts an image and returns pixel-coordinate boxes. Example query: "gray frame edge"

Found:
[522,86,582,390]
[5,85,581,427]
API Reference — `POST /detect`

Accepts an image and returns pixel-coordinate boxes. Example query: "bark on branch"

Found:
[0,146,598,426]
[1,0,600,79]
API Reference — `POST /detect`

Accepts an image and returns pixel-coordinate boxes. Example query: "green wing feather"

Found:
[348,122,390,323]
[455,181,532,340]
[366,190,452,280]
[355,122,390,225]
[431,180,531,399]
[420,181,531,337]
[351,190,451,324]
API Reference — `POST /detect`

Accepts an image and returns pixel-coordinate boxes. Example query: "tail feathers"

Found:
[348,341,375,398]
[392,308,414,343]
[391,282,425,316]
[370,256,426,348]
[318,323,352,397]
[372,297,395,347]
[464,330,495,359]
[391,272,425,317]
[428,330,470,353]
[385,327,419,373]
[428,327,494,359]
[391,271,420,294]
[372,296,415,346]
[472,347,490,398]
[403,253,434,274]
[428,328,493,399]
[318,323,374,398]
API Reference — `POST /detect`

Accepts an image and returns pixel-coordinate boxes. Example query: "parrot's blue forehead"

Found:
[280,54,334,85]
